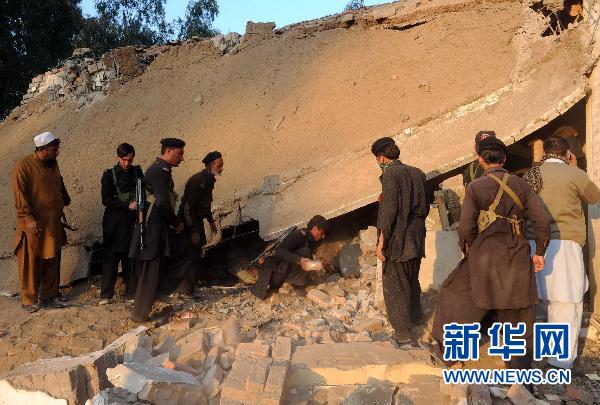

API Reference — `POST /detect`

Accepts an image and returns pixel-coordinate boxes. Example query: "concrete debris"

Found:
[0,380,68,405]
[469,384,492,405]
[565,385,595,404]
[85,387,139,405]
[489,386,508,399]
[1,349,118,405]
[353,318,384,333]
[107,362,199,393]
[221,316,241,347]
[124,333,153,363]
[306,289,333,307]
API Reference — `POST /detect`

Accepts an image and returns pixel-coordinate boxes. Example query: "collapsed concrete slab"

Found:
[287,343,441,388]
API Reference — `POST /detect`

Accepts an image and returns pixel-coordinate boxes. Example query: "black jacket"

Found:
[101,164,143,253]
[377,160,429,262]
[178,169,216,246]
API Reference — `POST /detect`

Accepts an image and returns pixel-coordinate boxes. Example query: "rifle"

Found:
[250,226,297,266]
[136,177,146,250]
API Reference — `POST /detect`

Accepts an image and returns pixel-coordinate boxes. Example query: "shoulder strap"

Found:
[470,162,479,182]
[111,167,122,195]
[488,173,524,211]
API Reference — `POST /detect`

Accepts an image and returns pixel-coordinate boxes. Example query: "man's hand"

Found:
[567,151,578,167]
[376,233,385,261]
[191,232,201,248]
[174,222,185,234]
[209,221,218,233]
[26,220,42,237]
[532,255,545,272]
[128,201,137,211]
[299,257,310,271]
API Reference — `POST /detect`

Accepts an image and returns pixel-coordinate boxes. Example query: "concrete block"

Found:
[124,333,153,363]
[288,342,441,388]
[507,384,536,405]
[218,350,236,370]
[354,318,384,333]
[2,349,118,405]
[272,336,292,362]
[307,289,332,307]
[204,346,223,370]
[107,362,198,394]
[172,330,210,369]
[236,341,271,358]
[202,364,224,397]
[359,226,378,255]
[246,357,272,393]
[137,381,208,405]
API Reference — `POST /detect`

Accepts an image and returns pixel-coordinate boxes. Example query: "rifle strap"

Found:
[487,173,524,210]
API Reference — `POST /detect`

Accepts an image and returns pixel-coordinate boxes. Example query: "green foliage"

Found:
[0,0,84,119]
[177,0,219,40]
[345,0,365,11]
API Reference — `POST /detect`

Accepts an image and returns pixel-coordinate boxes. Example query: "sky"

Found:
[80,0,388,35]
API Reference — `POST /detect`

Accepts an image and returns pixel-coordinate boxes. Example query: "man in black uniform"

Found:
[462,131,497,187]
[372,137,429,344]
[129,138,194,322]
[100,143,142,304]
[177,151,224,293]
[251,215,329,299]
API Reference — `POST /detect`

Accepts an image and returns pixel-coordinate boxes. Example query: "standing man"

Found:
[372,137,429,344]
[11,132,69,312]
[462,130,497,187]
[251,215,329,299]
[99,143,143,305]
[524,135,600,369]
[430,136,550,370]
[129,138,193,322]
[177,151,224,293]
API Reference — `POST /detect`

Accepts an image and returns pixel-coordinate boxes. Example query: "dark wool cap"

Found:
[160,138,186,148]
[202,151,222,164]
[474,130,497,147]
[371,137,396,156]
[477,136,507,154]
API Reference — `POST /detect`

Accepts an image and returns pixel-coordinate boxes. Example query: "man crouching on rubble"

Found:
[250,215,329,299]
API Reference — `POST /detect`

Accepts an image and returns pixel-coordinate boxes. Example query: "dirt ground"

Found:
[1,269,599,402]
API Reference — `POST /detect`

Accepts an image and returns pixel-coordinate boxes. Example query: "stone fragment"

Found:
[489,386,508,399]
[565,385,595,404]
[145,353,169,367]
[219,350,236,370]
[155,335,175,355]
[338,13,355,28]
[86,387,138,405]
[331,308,352,322]
[272,336,292,362]
[331,286,345,297]
[307,289,332,307]
[107,362,198,394]
[124,333,153,363]
[201,364,224,397]
[204,346,223,370]
[507,384,536,405]
[137,381,208,404]
[354,318,384,333]
[344,332,373,343]
[359,226,378,255]
[172,329,210,369]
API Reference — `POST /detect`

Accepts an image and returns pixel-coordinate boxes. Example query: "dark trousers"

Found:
[432,262,535,369]
[131,247,195,322]
[383,258,423,339]
[101,251,136,299]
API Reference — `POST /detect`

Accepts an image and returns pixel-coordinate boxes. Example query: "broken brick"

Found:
[246,357,272,393]
[272,336,292,362]
[264,362,288,396]
[353,318,384,333]
[469,384,492,405]
[331,308,351,322]
[307,289,332,307]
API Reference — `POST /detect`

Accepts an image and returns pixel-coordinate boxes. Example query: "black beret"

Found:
[474,130,497,147]
[371,137,396,156]
[202,151,222,165]
[477,136,507,154]
[160,138,185,148]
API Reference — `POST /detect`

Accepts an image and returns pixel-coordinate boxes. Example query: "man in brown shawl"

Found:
[430,136,550,370]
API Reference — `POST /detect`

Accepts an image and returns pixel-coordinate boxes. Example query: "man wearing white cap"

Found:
[11,131,69,312]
